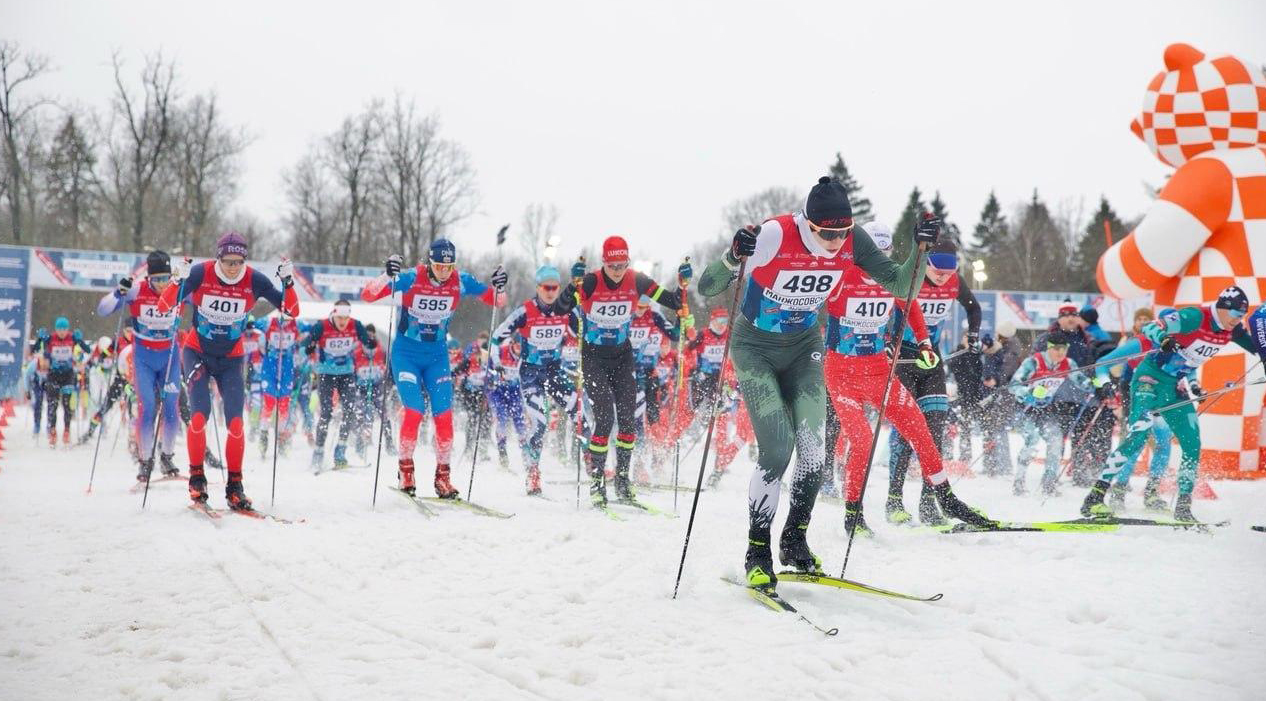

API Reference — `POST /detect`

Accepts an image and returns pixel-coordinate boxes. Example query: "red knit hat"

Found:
[602,236,630,263]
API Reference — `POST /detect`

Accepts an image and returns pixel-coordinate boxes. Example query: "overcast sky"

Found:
[9,0,1264,269]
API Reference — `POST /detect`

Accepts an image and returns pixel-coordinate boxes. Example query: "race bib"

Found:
[843,296,893,334]
[527,324,566,349]
[357,365,383,381]
[323,336,357,356]
[919,298,952,326]
[136,303,176,331]
[629,326,652,348]
[269,331,297,349]
[1034,376,1066,394]
[407,295,455,324]
[50,346,73,362]
[588,301,632,329]
[199,294,249,325]
[1178,338,1222,368]
[702,344,726,363]
[766,270,843,311]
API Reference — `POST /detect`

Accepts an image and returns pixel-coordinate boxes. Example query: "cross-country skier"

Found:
[158,233,299,511]
[359,239,505,498]
[556,237,693,506]
[95,251,182,479]
[629,295,679,481]
[886,238,983,526]
[255,312,301,458]
[26,328,49,436]
[352,324,395,459]
[491,265,577,494]
[33,317,92,446]
[486,334,530,472]
[1007,330,1093,496]
[77,333,132,446]
[1081,286,1256,522]
[304,299,377,471]
[697,176,988,589]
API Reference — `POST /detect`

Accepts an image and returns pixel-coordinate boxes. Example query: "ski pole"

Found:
[267,320,286,508]
[1024,349,1151,383]
[839,238,930,578]
[467,225,509,501]
[1149,376,1266,416]
[142,275,188,509]
[572,257,587,511]
[673,255,746,600]
[371,276,397,509]
[669,257,691,511]
[86,312,126,494]
[1196,359,1263,417]
[896,346,969,365]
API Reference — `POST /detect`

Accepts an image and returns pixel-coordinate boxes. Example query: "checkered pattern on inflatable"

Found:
[1098,43,1266,477]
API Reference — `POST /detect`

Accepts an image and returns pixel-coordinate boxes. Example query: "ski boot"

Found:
[48,430,57,447]
[589,463,607,508]
[433,463,459,499]
[497,446,511,473]
[136,458,154,483]
[398,458,416,496]
[745,538,777,589]
[1173,493,1196,523]
[332,444,349,470]
[778,524,823,574]
[159,453,180,477]
[885,495,912,525]
[613,473,636,503]
[188,470,209,504]
[932,482,995,528]
[305,429,315,447]
[1108,483,1128,511]
[225,479,253,512]
[1142,479,1168,512]
[918,487,947,526]
[526,466,542,496]
[310,448,324,474]
[844,502,873,538]
[1080,480,1113,518]
[1012,479,1028,497]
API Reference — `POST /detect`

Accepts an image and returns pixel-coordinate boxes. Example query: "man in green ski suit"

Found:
[698,176,994,590]
[1081,285,1254,522]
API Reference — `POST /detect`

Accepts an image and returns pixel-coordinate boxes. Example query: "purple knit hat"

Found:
[216,232,248,259]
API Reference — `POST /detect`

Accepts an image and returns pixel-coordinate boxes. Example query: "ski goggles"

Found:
[808,221,855,241]
[147,274,171,284]
[605,262,629,272]
[927,253,958,271]
[538,283,560,292]
[430,262,456,274]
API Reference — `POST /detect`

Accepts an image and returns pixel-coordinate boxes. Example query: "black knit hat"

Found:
[1215,285,1249,314]
[147,250,171,276]
[805,176,854,228]
[1046,329,1072,347]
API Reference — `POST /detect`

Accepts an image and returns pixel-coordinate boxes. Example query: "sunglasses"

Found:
[431,262,456,272]
[219,257,246,268]
[148,275,171,283]
[539,284,560,292]
[605,262,629,272]
[808,222,855,241]
[1226,308,1246,319]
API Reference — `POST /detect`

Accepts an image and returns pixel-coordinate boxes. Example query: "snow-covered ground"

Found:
[2,404,1264,701]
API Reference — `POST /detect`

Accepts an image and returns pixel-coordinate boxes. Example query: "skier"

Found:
[629,295,679,480]
[26,328,49,436]
[243,317,265,442]
[1007,330,1094,496]
[1081,286,1257,521]
[688,308,730,410]
[486,335,531,473]
[158,232,299,510]
[822,256,955,535]
[697,176,986,589]
[77,331,133,446]
[94,251,182,479]
[491,265,577,494]
[353,324,395,458]
[304,299,377,471]
[34,317,92,446]
[886,237,984,526]
[556,236,693,506]
[455,333,491,465]
[255,312,301,458]
[359,239,505,498]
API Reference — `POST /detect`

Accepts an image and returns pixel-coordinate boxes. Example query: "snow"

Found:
[2,404,1265,701]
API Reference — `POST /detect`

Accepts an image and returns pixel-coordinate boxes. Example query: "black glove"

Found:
[116,276,133,296]
[1187,379,1204,399]
[490,265,508,291]
[966,332,981,354]
[305,343,316,356]
[1159,335,1177,353]
[731,226,758,259]
[385,254,403,277]
[1094,382,1115,401]
[914,214,941,246]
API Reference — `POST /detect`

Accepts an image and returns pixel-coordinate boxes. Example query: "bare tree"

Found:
[108,51,177,251]
[168,92,250,253]
[324,104,380,265]
[0,42,52,243]
[721,186,801,233]
[375,94,437,262]
[419,132,478,247]
[44,112,99,248]
[282,151,344,264]
[519,202,559,268]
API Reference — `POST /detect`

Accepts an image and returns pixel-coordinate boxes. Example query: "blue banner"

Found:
[0,246,30,398]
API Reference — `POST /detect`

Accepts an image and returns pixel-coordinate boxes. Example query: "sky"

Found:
[7,0,1265,270]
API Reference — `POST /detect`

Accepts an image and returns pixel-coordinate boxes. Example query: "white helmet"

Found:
[865,220,893,252]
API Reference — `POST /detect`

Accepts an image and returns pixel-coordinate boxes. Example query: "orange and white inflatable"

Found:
[1097,43,1266,476]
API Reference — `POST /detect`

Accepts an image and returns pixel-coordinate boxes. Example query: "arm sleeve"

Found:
[1095,337,1142,382]
[698,220,782,298]
[97,286,135,317]
[653,311,678,341]
[895,296,930,344]
[555,275,595,315]
[956,279,982,332]
[1230,323,1257,354]
[158,264,203,313]
[1008,357,1037,397]
[636,273,682,311]
[458,271,497,306]
[1067,360,1094,393]
[253,271,300,317]
[355,320,377,347]
[854,226,927,299]
[492,305,527,345]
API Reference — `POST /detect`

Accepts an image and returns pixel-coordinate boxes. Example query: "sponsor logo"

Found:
[397,371,419,384]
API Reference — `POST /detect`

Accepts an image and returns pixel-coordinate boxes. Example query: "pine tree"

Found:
[891,187,925,262]
[827,152,873,224]
[968,191,1008,260]
[928,191,962,246]
[1069,196,1127,292]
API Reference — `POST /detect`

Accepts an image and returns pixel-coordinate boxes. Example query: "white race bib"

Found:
[702,344,726,363]
[269,330,297,349]
[199,294,249,325]
[323,336,357,356]
[408,295,455,324]
[629,326,652,348]
[588,301,632,329]
[136,303,176,331]
[50,346,73,362]
[527,324,566,349]
[766,270,843,311]
[1178,338,1223,368]
[919,298,952,326]
[843,296,893,334]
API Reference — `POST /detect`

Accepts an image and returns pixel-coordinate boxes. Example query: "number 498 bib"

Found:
[767,270,843,311]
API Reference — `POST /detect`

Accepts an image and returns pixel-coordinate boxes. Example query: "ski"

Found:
[417,496,514,519]
[592,504,626,521]
[609,498,675,518]
[720,577,838,637]
[776,571,944,602]
[931,521,1121,534]
[188,503,222,523]
[224,507,301,524]
[390,487,438,518]
[1068,516,1230,529]
[639,482,696,494]
[129,474,188,493]
[328,463,370,472]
